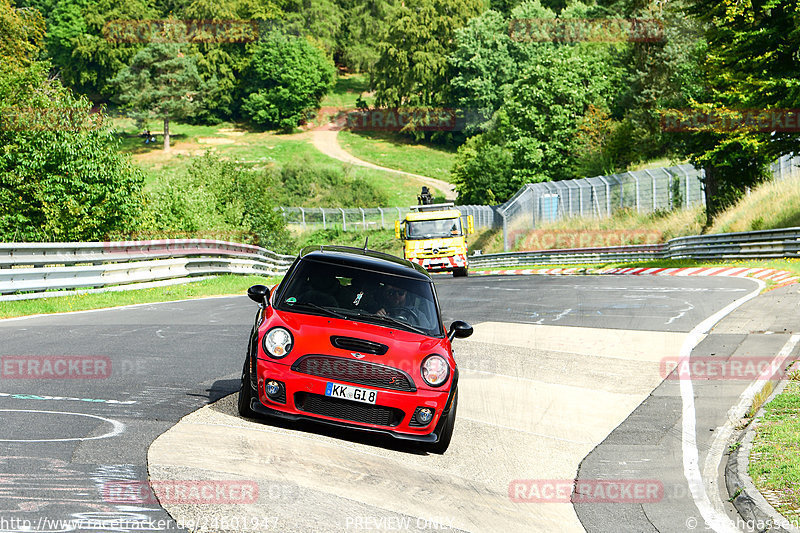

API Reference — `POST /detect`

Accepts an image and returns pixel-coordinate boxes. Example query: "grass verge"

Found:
[748,376,800,527]
[0,275,281,319]
[338,130,456,182]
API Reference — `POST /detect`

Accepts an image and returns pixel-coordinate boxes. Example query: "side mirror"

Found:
[247,285,270,305]
[448,320,473,341]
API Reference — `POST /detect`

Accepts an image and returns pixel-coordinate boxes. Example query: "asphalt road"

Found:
[0,274,761,532]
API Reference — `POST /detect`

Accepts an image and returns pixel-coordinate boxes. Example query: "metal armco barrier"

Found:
[469,227,800,268]
[0,240,295,300]
[2,228,799,300]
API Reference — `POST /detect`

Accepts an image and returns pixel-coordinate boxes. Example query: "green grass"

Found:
[0,275,281,319]
[320,74,375,108]
[748,379,800,527]
[112,117,426,206]
[710,175,800,234]
[338,130,457,181]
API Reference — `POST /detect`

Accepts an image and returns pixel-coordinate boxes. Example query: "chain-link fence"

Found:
[496,164,705,250]
[279,205,499,232]
[279,155,799,251]
[772,154,800,182]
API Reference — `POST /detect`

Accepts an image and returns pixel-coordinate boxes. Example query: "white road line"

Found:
[679,277,764,532]
[702,333,800,517]
[0,409,125,442]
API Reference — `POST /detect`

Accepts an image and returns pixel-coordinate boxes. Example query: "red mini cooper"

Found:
[238,245,473,453]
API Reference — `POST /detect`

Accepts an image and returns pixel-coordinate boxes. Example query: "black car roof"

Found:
[298,245,431,281]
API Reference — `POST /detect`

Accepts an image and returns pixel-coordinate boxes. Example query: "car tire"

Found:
[237,358,257,418]
[452,268,468,278]
[428,388,457,454]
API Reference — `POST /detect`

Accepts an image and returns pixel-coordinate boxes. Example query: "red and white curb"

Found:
[472,266,799,287]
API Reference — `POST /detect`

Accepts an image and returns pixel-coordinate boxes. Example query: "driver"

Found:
[376,283,409,317]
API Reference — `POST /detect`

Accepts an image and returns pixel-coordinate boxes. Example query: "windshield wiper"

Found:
[293,302,348,320]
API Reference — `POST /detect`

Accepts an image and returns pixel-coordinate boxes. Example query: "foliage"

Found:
[335,0,397,72]
[241,32,335,131]
[33,0,156,100]
[0,61,144,241]
[271,157,388,207]
[682,0,799,222]
[452,37,626,204]
[138,153,293,253]
[0,0,45,68]
[110,41,209,149]
[371,0,485,108]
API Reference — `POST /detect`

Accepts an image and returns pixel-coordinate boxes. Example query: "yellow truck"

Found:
[395,201,474,277]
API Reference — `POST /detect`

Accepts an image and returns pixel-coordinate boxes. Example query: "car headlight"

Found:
[421,354,449,387]
[263,327,293,358]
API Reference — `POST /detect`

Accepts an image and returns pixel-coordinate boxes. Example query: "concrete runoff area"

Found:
[148,322,689,532]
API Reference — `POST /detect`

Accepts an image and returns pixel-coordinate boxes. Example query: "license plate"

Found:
[325,382,377,404]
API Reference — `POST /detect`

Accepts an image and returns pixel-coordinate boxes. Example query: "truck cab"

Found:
[395,201,474,277]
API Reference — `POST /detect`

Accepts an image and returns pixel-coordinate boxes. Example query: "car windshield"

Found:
[405,218,462,239]
[276,259,443,337]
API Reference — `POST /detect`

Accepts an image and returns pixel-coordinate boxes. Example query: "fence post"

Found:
[643,169,656,212]
[379,207,385,229]
[359,207,365,231]
[631,172,640,213]
[340,208,346,231]
[321,208,326,230]
[599,176,610,217]
[299,207,306,230]
[502,209,509,251]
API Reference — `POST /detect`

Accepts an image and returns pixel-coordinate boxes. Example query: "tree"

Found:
[241,32,335,131]
[0,61,144,241]
[110,41,208,150]
[683,0,800,223]
[0,0,45,69]
[451,31,626,203]
[336,0,397,72]
[371,0,485,108]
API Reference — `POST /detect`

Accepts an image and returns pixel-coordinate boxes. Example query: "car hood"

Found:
[263,309,452,370]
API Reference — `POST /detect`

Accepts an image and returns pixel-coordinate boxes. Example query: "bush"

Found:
[242,33,335,132]
[137,154,294,253]
[275,159,388,207]
[0,61,144,242]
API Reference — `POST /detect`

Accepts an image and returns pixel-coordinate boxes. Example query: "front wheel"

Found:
[428,389,457,454]
[453,267,468,278]
[237,358,256,418]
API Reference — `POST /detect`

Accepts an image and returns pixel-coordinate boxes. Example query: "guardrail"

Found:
[2,227,799,300]
[0,240,295,301]
[470,227,800,268]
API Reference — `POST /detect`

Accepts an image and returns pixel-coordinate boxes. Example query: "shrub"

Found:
[241,33,335,132]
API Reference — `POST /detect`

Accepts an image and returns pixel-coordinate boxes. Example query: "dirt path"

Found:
[310,129,456,201]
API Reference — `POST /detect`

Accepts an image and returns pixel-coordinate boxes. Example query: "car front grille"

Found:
[291,355,416,392]
[294,392,404,427]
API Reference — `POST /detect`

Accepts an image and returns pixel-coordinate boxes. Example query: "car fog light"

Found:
[416,408,434,425]
[266,380,281,398]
